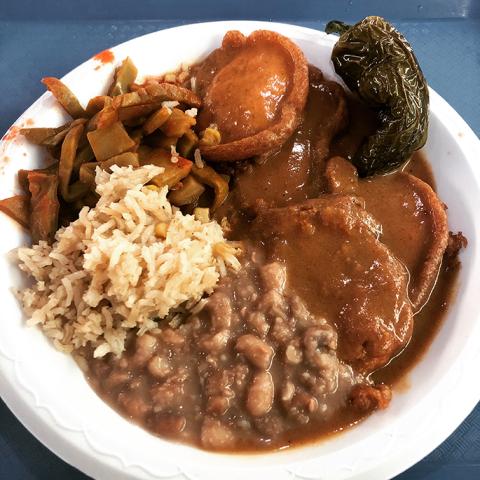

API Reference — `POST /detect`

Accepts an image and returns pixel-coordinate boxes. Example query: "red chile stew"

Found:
[84,59,463,451]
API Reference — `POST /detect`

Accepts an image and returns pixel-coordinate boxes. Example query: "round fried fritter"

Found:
[194,30,309,162]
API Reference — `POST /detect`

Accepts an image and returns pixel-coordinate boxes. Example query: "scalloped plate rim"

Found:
[0,20,479,480]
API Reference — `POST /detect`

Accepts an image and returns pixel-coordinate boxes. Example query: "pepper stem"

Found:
[325,20,352,36]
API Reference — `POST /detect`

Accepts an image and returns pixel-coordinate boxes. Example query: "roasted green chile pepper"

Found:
[326,16,429,176]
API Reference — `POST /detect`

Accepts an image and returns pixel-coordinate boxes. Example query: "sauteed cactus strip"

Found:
[42,77,87,119]
[59,122,90,202]
[87,121,136,161]
[1,56,226,233]
[108,57,138,97]
[0,195,30,229]
[20,124,71,146]
[142,106,172,135]
[168,175,205,207]
[27,171,59,243]
[140,149,192,189]
[160,108,196,138]
[79,152,140,186]
[191,164,229,212]
[85,96,112,117]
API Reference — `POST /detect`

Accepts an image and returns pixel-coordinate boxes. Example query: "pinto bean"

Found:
[161,328,185,347]
[246,371,274,416]
[104,369,131,390]
[118,392,151,420]
[259,262,286,292]
[281,380,296,404]
[301,367,338,396]
[290,294,313,327]
[257,290,288,318]
[132,333,157,367]
[201,417,235,449]
[205,370,234,415]
[288,389,318,418]
[253,414,284,437]
[303,326,337,368]
[151,373,186,412]
[200,329,230,353]
[147,355,172,379]
[246,311,270,337]
[285,343,303,365]
[206,292,232,330]
[235,334,274,369]
[270,317,294,344]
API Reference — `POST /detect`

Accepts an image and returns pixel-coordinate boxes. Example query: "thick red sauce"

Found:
[93,49,115,64]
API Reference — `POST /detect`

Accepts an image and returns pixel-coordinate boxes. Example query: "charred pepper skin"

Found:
[326,16,429,177]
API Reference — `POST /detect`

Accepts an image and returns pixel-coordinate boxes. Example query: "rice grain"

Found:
[17,165,241,357]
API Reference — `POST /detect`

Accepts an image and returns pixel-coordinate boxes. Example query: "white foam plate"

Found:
[1,20,479,480]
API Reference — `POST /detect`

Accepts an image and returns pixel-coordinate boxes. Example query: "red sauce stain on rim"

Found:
[2,126,20,142]
[93,49,115,65]
[24,118,35,126]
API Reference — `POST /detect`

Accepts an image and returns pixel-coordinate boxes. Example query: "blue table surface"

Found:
[1,1,479,479]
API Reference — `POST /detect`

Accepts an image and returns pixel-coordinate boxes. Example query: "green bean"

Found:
[65,181,90,203]
[144,83,201,108]
[146,132,178,150]
[79,162,97,186]
[137,145,152,164]
[73,191,99,210]
[129,128,144,150]
[2,57,220,234]
[101,152,139,169]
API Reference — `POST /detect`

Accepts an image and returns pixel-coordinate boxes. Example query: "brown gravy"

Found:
[375,259,459,387]
[219,68,349,211]
[85,65,460,452]
[216,74,458,426]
